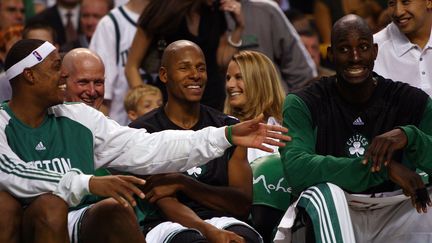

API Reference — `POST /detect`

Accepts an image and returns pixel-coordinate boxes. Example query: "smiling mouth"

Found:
[229,91,242,97]
[186,85,202,89]
[58,84,66,91]
[394,17,410,26]
[345,67,367,76]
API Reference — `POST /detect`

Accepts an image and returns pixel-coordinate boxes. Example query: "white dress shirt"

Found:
[374,22,432,96]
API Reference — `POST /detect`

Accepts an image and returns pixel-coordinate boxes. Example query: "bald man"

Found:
[62,48,105,110]
[0,39,289,243]
[276,14,432,243]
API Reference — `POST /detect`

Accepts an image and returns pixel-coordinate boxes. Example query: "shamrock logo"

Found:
[349,141,365,157]
[187,167,202,177]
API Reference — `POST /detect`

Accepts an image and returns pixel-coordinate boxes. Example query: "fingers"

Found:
[414,188,431,214]
[255,144,275,153]
[262,138,286,147]
[89,175,146,208]
[264,124,289,134]
[118,175,146,199]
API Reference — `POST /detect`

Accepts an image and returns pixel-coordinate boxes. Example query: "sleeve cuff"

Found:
[54,170,92,207]
[214,126,232,151]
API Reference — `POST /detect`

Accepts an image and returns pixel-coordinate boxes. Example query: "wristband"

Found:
[227,125,234,145]
[228,34,242,48]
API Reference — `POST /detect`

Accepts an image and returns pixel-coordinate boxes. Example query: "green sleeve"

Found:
[400,98,432,174]
[280,94,387,196]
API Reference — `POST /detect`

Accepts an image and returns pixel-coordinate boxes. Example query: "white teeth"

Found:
[58,84,66,90]
[230,92,241,97]
[187,85,200,89]
[347,68,364,75]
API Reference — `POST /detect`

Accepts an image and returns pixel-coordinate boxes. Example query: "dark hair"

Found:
[5,39,45,71]
[22,22,57,43]
[297,28,318,38]
[138,0,199,36]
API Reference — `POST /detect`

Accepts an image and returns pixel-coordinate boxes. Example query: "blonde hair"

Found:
[224,51,285,122]
[124,84,162,112]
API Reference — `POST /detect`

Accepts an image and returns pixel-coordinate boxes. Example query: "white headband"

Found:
[6,41,56,80]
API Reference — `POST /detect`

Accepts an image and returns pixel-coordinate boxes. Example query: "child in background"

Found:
[124,84,163,121]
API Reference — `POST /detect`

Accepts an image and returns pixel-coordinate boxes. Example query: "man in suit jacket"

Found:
[27,0,80,51]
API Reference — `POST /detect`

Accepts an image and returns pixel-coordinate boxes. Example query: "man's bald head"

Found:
[62,48,105,108]
[159,40,207,104]
[161,40,204,68]
[62,48,104,72]
[331,14,373,48]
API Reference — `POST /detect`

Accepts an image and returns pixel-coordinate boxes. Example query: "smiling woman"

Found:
[224,50,285,124]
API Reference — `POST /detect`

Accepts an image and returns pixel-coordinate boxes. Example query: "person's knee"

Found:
[0,191,22,238]
[27,193,68,231]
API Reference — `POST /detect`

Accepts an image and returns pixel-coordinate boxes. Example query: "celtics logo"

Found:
[186,166,206,178]
[345,134,369,158]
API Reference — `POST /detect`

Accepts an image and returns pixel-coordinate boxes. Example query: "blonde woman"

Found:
[225,50,289,243]
[225,50,286,162]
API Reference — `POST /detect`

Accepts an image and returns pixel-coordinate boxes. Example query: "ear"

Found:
[372,43,378,60]
[159,66,168,84]
[22,68,36,84]
[127,110,138,122]
[427,0,432,10]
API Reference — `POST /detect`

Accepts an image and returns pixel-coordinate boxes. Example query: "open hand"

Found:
[363,129,407,172]
[388,162,431,213]
[89,175,145,208]
[230,114,291,152]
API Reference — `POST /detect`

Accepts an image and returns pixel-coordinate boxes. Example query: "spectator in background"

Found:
[224,51,290,243]
[298,29,335,78]
[124,84,162,122]
[313,0,383,54]
[374,0,432,96]
[125,0,245,112]
[0,0,25,71]
[78,0,113,48]
[62,48,106,111]
[0,25,22,102]
[90,0,149,125]
[22,22,57,46]
[27,0,80,52]
[226,0,316,93]
[0,0,24,31]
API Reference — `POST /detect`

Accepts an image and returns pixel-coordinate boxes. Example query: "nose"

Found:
[189,67,199,79]
[350,48,360,63]
[87,82,97,97]
[393,1,405,17]
[226,76,235,89]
